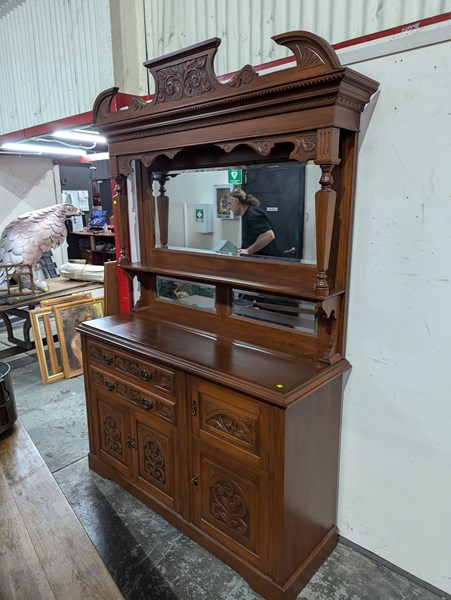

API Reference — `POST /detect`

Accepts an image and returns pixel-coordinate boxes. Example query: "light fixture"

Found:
[1,142,87,156]
[82,152,110,162]
[52,130,107,144]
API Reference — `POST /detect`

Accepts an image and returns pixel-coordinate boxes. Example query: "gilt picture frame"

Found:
[214,184,234,219]
[53,297,104,378]
[30,307,64,385]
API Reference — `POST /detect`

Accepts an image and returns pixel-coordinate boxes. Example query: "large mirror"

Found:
[151,161,320,264]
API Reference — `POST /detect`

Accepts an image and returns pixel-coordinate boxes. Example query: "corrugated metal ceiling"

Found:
[1,0,451,136]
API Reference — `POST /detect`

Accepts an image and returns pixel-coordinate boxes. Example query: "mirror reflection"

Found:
[233,290,318,333]
[156,276,215,311]
[152,162,320,263]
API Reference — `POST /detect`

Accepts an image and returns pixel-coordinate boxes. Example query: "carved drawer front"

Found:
[88,340,175,398]
[134,416,177,510]
[191,449,270,571]
[96,393,132,477]
[90,367,176,425]
[190,378,270,471]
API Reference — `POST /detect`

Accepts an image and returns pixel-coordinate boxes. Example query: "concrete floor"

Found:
[1,343,447,600]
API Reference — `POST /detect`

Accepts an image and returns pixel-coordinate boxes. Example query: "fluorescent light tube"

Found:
[85,152,110,161]
[2,142,87,156]
[52,130,107,144]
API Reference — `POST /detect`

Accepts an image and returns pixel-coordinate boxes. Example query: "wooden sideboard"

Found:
[79,314,348,599]
[79,31,378,599]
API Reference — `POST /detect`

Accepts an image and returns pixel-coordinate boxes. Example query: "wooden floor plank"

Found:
[0,469,56,599]
[0,420,45,486]
[0,422,123,600]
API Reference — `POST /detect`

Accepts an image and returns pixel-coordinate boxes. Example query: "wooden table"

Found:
[0,278,103,359]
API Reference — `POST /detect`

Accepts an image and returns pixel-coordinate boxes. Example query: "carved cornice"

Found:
[216,140,274,156]
[92,87,119,122]
[105,94,341,146]
[156,55,214,103]
[289,135,316,162]
[117,148,183,176]
[227,64,257,88]
[145,37,220,106]
[93,31,378,134]
[95,72,346,130]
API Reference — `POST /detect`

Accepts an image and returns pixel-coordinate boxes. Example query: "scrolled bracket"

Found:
[317,296,341,364]
[227,64,257,88]
[92,87,119,123]
[272,31,341,71]
[216,139,274,156]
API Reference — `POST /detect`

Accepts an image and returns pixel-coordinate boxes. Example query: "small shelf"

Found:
[67,231,116,265]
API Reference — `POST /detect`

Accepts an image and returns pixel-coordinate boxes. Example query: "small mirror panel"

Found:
[232,289,317,333]
[156,276,216,311]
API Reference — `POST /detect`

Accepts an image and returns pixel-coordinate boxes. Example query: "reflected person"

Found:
[226,188,277,256]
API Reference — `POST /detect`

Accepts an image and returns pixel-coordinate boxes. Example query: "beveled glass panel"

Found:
[232,290,317,333]
[156,276,216,311]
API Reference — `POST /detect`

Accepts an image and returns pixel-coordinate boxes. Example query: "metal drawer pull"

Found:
[103,380,115,392]
[102,354,113,365]
[139,397,153,410]
[139,369,153,381]
[126,434,136,449]
[190,474,199,486]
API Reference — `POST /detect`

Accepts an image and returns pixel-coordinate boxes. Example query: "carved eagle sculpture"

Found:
[0,203,81,292]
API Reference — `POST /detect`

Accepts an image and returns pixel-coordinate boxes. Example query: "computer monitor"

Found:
[89,210,107,230]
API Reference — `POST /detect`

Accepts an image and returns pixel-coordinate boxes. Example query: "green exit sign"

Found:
[228,169,242,184]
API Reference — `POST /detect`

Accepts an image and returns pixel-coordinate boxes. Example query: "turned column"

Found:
[314,127,341,291]
[113,175,130,265]
[153,172,170,248]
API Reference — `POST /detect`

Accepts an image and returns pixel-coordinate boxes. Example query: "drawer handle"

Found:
[139,397,153,410]
[126,434,136,449]
[103,380,115,392]
[139,369,153,381]
[190,474,199,486]
[102,354,113,365]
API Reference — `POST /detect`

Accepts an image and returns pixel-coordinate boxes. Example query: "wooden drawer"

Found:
[90,367,176,425]
[87,340,175,398]
[189,378,271,472]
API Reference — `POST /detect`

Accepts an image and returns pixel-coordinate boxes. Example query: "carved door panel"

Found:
[190,378,271,472]
[191,441,270,572]
[132,411,179,511]
[95,391,133,477]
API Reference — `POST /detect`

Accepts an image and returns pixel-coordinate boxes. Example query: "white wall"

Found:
[337,24,451,594]
[0,156,66,266]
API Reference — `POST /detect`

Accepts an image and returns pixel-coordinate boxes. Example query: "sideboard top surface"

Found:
[78,313,349,406]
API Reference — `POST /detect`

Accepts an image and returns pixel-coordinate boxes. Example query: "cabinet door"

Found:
[190,378,271,471]
[132,411,179,511]
[94,391,133,477]
[191,442,270,571]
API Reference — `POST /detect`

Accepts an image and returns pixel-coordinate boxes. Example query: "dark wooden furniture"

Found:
[67,230,116,265]
[78,31,378,600]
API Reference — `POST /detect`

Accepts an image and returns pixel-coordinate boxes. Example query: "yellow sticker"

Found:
[276,384,283,389]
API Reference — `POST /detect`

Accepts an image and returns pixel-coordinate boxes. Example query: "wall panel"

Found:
[143,0,451,85]
[0,0,114,135]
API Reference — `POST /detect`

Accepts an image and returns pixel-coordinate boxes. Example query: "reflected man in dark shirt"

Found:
[226,188,277,256]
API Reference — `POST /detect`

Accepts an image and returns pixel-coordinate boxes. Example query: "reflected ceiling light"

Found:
[2,142,87,156]
[84,152,110,161]
[52,130,107,144]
